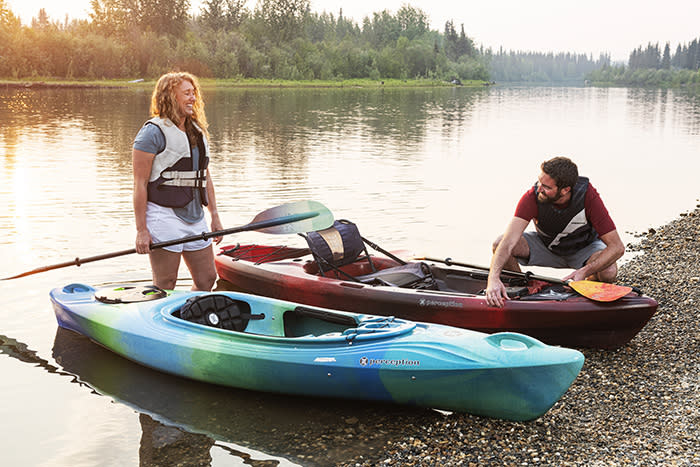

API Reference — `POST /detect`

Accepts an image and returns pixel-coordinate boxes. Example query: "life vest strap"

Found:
[161,169,207,188]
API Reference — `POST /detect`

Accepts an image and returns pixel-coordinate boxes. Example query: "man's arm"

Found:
[486,217,529,308]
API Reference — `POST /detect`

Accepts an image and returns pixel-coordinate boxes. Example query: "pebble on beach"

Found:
[340,207,700,467]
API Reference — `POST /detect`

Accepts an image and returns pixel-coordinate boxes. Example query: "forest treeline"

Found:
[1,0,698,87]
[0,0,615,84]
[487,49,610,83]
[585,39,700,87]
[0,0,489,82]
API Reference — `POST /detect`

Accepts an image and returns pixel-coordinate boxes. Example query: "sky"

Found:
[5,0,700,62]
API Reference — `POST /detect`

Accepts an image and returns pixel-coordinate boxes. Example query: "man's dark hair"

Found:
[541,156,578,189]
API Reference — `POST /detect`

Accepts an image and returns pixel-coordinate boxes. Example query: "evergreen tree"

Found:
[224,0,248,28]
[457,24,474,57]
[671,44,682,68]
[395,4,429,40]
[139,0,190,37]
[364,10,401,48]
[200,0,247,31]
[689,39,699,70]
[89,0,130,36]
[255,0,310,44]
[31,8,51,28]
[200,0,227,30]
[89,0,190,37]
[661,42,671,69]
[443,20,458,60]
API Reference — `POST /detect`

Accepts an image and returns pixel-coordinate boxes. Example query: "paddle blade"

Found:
[569,280,632,302]
[251,200,333,235]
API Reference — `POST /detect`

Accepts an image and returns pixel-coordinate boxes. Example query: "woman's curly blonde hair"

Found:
[150,72,210,143]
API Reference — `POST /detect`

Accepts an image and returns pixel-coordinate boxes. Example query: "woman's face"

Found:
[174,79,196,118]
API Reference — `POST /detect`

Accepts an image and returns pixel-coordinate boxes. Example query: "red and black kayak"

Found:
[215,244,657,349]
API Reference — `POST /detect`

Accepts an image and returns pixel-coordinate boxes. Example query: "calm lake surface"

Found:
[1,84,699,466]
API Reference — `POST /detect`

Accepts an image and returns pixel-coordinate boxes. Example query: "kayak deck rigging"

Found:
[225,243,312,265]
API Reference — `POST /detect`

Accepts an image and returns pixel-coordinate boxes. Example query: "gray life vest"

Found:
[534,176,598,255]
[146,117,209,208]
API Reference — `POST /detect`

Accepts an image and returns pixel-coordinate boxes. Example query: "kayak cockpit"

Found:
[161,293,416,342]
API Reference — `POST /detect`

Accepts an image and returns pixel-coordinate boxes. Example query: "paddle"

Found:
[415,256,633,302]
[3,200,333,281]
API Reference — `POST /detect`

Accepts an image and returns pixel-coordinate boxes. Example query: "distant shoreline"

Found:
[0,78,492,90]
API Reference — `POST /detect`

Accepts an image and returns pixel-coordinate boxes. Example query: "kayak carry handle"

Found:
[62,283,93,294]
[485,332,546,350]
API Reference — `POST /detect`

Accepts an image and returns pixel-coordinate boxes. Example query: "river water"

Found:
[1,84,699,466]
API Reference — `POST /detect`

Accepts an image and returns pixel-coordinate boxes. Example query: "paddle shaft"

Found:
[419,257,568,284]
[3,211,318,280]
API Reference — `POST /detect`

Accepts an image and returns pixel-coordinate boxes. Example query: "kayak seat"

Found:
[283,306,358,337]
[356,262,437,289]
[301,219,377,278]
[179,294,264,332]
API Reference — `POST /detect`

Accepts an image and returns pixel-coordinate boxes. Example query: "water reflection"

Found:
[24,328,433,466]
[0,331,310,466]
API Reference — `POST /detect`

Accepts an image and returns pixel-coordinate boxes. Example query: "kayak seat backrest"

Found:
[179,294,264,332]
[356,262,437,289]
[283,306,357,337]
[301,219,376,277]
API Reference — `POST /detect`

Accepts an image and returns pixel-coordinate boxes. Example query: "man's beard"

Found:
[537,190,563,204]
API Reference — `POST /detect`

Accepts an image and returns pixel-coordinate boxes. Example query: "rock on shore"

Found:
[342,207,700,466]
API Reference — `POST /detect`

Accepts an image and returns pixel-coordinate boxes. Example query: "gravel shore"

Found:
[341,207,700,466]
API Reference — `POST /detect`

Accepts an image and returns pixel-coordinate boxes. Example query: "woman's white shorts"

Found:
[146,202,212,253]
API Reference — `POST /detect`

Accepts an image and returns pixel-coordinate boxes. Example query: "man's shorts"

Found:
[146,202,211,253]
[517,231,606,269]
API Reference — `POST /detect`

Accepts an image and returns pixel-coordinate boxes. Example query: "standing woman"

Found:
[132,72,223,291]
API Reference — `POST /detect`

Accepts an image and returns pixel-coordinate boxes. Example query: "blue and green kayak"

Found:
[49,283,584,421]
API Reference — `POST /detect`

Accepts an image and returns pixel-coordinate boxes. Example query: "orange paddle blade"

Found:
[569,280,633,302]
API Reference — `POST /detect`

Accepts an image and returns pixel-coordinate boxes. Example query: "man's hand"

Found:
[562,268,588,282]
[485,278,510,308]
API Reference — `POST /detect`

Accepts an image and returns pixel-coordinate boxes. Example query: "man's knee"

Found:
[585,250,618,283]
[595,263,618,283]
[492,234,505,253]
